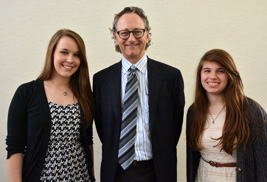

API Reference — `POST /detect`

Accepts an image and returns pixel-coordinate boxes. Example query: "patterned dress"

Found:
[40,102,90,182]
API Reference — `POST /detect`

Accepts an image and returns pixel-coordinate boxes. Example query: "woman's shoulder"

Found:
[246,97,266,114]
[14,80,43,98]
[186,104,196,125]
[245,97,266,127]
[16,80,42,90]
[187,104,195,115]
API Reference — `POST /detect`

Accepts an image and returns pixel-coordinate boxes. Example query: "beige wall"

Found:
[1,1,267,181]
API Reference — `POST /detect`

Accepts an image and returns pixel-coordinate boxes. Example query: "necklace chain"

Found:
[209,105,225,124]
[49,80,69,96]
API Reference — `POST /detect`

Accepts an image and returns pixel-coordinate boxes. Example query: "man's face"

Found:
[113,13,149,64]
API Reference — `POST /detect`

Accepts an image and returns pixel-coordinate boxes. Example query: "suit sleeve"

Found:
[93,74,103,143]
[173,69,185,145]
[6,84,28,159]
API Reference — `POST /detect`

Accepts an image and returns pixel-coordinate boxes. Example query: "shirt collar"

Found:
[122,55,147,75]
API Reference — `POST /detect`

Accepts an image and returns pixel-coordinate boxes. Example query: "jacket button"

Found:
[236,167,242,172]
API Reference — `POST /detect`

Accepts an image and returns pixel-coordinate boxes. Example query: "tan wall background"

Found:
[1,1,267,181]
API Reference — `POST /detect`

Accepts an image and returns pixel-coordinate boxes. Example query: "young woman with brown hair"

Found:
[6,29,95,182]
[186,49,267,182]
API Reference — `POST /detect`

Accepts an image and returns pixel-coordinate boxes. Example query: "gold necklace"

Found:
[209,105,225,124]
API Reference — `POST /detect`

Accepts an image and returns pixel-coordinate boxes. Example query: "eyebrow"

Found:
[118,28,145,31]
[60,48,69,51]
[202,67,224,70]
[60,48,80,53]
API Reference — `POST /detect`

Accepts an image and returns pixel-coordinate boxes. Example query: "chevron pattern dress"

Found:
[40,102,90,182]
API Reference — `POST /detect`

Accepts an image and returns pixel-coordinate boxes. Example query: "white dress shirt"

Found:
[121,55,153,161]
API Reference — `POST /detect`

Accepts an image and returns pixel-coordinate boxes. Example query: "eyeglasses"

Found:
[116,29,147,40]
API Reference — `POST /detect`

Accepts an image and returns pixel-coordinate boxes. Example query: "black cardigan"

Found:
[186,98,267,182]
[6,80,95,182]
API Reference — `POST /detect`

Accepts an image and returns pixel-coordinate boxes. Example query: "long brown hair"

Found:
[37,29,94,127]
[187,49,251,154]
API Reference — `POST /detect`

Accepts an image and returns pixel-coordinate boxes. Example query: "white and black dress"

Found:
[40,102,90,181]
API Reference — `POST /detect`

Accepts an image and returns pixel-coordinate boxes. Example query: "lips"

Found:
[207,82,220,87]
[126,45,138,48]
[126,43,139,46]
[208,82,218,85]
[62,65,74,70]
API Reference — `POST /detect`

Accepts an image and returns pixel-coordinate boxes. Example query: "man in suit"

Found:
[93,6,185,182]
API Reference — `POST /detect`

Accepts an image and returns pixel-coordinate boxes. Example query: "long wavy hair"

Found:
[187,49,254,154]
[37,29,94,127]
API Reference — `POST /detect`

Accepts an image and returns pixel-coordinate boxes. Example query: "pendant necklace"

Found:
[50,80,69,96]
[62,87,70,96]
[63,91,68,96]
[209,105,225,124]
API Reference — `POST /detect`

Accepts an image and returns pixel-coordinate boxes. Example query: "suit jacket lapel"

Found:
[147,58,163,133]
[108,61,122,124]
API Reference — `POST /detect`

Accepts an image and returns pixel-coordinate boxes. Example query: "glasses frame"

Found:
[116,28,147,40]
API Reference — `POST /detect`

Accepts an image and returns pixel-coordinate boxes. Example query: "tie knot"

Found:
[128,66,137,76]
[129,65,137,72]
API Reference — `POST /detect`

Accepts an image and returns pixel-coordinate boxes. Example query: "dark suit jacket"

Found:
[93,57,185,182]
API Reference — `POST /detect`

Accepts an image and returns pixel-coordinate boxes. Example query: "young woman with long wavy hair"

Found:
[186,49,267,182]
[6,29,95,182]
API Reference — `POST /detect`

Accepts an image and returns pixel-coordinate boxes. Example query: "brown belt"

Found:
[201,157,237,167]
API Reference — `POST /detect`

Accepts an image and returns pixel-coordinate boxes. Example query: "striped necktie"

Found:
[118,65,138,170]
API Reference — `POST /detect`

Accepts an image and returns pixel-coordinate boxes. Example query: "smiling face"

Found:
[52,36,80,79]
[113,13,149,64]
[201,61,229,97]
